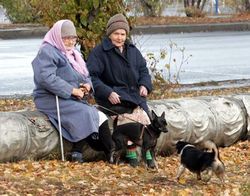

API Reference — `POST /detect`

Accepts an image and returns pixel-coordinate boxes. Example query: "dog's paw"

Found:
[112,150,123,165]
[128,158,139,167]
[146,159,156,169]
[107,150,115,164]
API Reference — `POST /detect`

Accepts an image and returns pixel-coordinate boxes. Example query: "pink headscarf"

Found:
[42,19,89,76]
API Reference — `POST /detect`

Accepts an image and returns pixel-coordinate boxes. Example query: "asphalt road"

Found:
[0,31,250,96]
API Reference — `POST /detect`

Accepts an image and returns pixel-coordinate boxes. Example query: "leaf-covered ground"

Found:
[0,85,250,195]
[0,141,249,195]
[134,13,250,26]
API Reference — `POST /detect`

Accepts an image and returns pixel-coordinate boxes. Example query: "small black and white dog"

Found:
[176,140,225,183]
[112,110,168,168]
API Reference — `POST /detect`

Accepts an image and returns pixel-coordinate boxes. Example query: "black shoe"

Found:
[69,152,84,163]
[128,158,139,167]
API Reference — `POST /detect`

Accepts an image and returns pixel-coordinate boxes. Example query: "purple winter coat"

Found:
[32,43,99,142]
[87,37,152,112]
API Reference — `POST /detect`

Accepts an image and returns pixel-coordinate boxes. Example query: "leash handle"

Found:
[94,104,120,116]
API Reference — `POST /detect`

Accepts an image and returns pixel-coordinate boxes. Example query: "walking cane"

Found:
[56,95,65,161]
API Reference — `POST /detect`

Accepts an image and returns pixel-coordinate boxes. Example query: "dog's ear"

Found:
[160,111,165,119]
[151,110,157,119]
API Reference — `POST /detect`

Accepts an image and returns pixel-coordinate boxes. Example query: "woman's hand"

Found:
[108,92,121,105]
[79,83,91,93]
[72,88,85,99]
[139,85,148,97]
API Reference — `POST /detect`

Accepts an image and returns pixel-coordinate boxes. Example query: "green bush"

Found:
[35,0,126,57]
[0,0,126,57]
[0,0,40,23]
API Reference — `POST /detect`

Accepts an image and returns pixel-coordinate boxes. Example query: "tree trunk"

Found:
[192,0,195,6]
[139,0,155,17]
[197,0,201,8]
[184,0,188,8]
[183,0,207,9]
[201,0,206,10]
[245,0,250,11]
[183,0,206,17]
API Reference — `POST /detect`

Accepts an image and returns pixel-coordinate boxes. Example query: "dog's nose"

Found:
[161,127,168,133]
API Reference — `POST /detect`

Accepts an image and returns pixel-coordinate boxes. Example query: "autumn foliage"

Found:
[0,140,249,195]
[0,85,250,195]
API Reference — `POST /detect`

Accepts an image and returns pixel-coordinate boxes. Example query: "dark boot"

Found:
[99,120,115,163]
[69,151,84,163]
[69,139,85,163]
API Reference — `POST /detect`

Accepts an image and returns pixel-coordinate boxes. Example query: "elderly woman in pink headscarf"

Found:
[32,19,114,163]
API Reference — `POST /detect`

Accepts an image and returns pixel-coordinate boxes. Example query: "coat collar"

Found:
[102,37,135,51]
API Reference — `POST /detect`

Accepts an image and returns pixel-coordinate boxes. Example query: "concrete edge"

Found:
[1,22,250,39]
[0,26,49,39]
[131,22,250,34]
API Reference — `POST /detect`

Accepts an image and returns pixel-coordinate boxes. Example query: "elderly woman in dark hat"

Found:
[32,19,114,163]
[87,14,152,167]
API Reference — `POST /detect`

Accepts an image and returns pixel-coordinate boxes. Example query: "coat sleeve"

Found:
[87,51,113,100]
[32,47,74,99]
[137,50,153,93]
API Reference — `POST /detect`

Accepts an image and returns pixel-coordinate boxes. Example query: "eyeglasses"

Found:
[62,36,78,41]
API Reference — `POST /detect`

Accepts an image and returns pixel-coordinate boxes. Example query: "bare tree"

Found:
[184,0,207,8]
[138,0,170,16]
[245,0,250,11]
[183,0,207,17]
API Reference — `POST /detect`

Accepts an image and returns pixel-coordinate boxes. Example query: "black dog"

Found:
[112,110,168,168]
[176,140,225,183]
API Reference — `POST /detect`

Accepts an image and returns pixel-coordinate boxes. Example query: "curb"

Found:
[0,26,48,39]
[1,22,250,39]
[131,22,250,34]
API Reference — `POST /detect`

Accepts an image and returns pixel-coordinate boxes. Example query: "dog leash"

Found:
[139,126,146,140]
[94,104,148,140]
[74,93,141,124]
[94,104,146,125]
[78,95,149,139]
[79,87,147,124]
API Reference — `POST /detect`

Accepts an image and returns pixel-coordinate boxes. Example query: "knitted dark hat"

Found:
[106,14,129,36]
[61,20,77,37]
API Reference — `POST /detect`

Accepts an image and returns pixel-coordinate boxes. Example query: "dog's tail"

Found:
[202,140,225,183]
[202,140,220,160]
